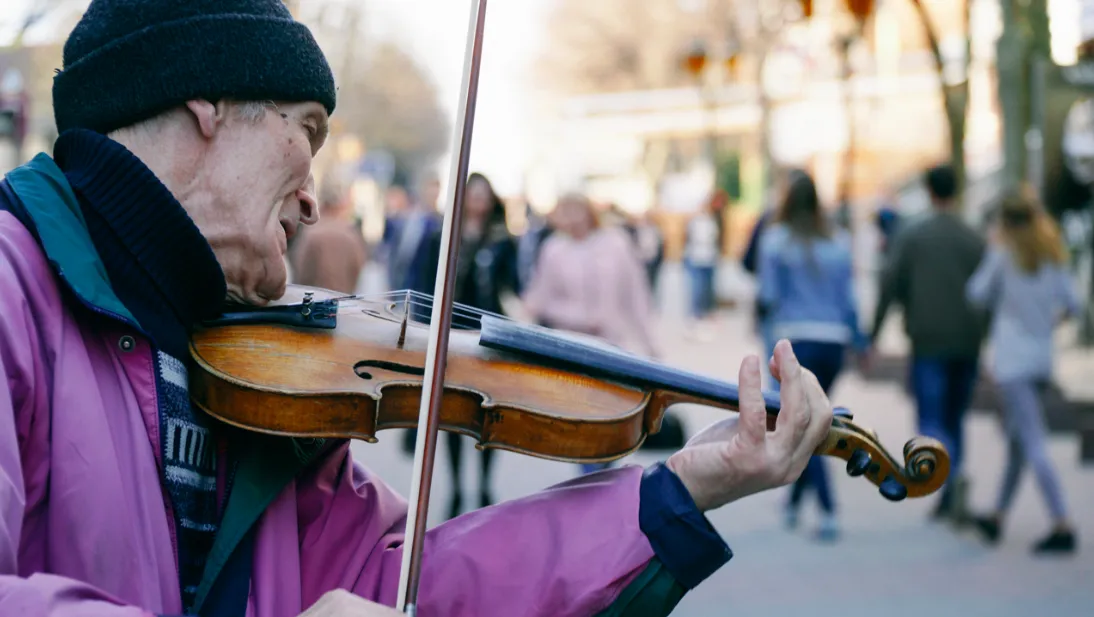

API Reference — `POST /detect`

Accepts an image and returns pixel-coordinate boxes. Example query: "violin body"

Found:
[190,285,950,503]
[191,286,665,462]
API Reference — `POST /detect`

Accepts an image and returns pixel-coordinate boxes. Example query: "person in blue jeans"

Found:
[869,164,988,522]
[756,170,869,541]
[683,190,727,338]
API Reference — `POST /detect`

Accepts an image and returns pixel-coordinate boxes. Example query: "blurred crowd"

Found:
[285,161,1083,555]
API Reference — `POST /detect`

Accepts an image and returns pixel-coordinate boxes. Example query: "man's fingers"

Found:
[795,370,833,459]
[771,340,810,449]
[737,354,767,446]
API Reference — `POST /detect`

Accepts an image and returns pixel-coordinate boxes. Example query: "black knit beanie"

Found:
[53,0,337,135]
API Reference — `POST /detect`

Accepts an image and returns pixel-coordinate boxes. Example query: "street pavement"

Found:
[349,262,1094,617]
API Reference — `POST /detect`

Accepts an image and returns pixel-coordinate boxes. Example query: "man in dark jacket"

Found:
[869,164,987,521]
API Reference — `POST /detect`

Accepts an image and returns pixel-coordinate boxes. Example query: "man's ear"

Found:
[184,100,229,139]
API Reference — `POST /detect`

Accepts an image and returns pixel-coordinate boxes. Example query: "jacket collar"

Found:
[4,152,137,326]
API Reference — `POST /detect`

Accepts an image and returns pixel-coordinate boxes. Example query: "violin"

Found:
[191,2,948,613]
[191,286,950,506]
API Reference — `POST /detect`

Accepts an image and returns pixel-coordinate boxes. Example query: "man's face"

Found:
[190,100,328,305]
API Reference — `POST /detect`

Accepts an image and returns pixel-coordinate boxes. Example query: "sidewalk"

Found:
[648,307,1094,617]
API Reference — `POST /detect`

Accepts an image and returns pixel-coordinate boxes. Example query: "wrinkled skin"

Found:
[128,99,328,306]
[299,589,403,617]
[667,339,834,511]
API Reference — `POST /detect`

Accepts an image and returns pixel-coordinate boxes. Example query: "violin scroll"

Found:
[818,408,950,501]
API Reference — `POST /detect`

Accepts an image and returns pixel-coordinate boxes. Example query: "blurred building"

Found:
[525,0,1006,259]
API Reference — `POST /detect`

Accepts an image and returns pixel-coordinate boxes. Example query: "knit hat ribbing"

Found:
[53,0,337,135]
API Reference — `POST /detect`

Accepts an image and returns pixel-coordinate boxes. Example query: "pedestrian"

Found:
[868,163,988,522]
[683,189,727,340]
[289,170,367,295]
[756,169,869,541]
[414,172,517,517]
[522,192,660,475]
[965,187,1080,554]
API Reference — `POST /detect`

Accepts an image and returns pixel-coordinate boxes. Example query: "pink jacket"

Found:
[0,161,664,617]
[522,227,658,357]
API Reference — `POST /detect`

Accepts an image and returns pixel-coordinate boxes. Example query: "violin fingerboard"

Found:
[477,316,781,414]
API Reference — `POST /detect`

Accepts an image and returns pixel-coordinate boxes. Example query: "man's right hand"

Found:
[298,590,405,617]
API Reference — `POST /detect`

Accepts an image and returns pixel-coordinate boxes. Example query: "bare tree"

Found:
[338,42,450,181]
[539,0,715,94]
[539,0,801,196]
[8,0,73,48]
[296,1,450,182]
[910,0,971,206]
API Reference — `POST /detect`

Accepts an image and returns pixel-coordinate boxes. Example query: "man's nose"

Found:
[298,177,319,225]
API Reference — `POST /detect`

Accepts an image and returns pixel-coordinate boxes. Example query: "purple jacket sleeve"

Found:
[0,254,152,617]
[293,443,658,617]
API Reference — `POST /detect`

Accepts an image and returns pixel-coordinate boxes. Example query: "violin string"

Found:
[333,296,489,324]
[328,289,511,328]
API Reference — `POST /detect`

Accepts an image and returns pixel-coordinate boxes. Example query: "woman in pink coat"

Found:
[522,193,660,359]
[0,2,837,617]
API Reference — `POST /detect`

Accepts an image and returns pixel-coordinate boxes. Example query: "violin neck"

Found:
[477,316,781,414]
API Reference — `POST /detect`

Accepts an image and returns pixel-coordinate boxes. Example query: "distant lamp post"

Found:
[679,36,741,266]
[680,40,739,162]
[845,0,875,22]
[683,40,709,78]
[797,0,872,22]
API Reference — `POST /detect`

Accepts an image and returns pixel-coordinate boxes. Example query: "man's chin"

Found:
[257,276,289,303]
[224,281,286,307]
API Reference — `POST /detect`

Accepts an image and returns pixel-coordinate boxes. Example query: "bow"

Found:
[395,1,489,614]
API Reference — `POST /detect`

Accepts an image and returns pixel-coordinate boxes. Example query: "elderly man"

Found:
[0,2,834,617]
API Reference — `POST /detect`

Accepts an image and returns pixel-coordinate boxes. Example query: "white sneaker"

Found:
[784,508,798,530]
[816,515,840,542]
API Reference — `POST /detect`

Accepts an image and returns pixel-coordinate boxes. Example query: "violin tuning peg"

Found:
[878,476,908,502]
[846,449,871,477]
[832,406,853,420]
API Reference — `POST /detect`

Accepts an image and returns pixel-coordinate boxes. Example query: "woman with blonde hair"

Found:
[966,187,1081,554]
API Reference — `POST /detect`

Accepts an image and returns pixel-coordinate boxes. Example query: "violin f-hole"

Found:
[354,360,427,380]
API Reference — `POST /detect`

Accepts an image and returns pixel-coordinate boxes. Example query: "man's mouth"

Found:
[280,218,298,243]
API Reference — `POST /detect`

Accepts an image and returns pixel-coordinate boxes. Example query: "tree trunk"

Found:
[910,0,970,208]
[756,52,774,201]
[945,82,969,207]
[838,34,855,216]
[997,0,1027,192]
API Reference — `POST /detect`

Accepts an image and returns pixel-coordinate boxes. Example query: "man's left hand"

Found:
[666,340,833,512]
